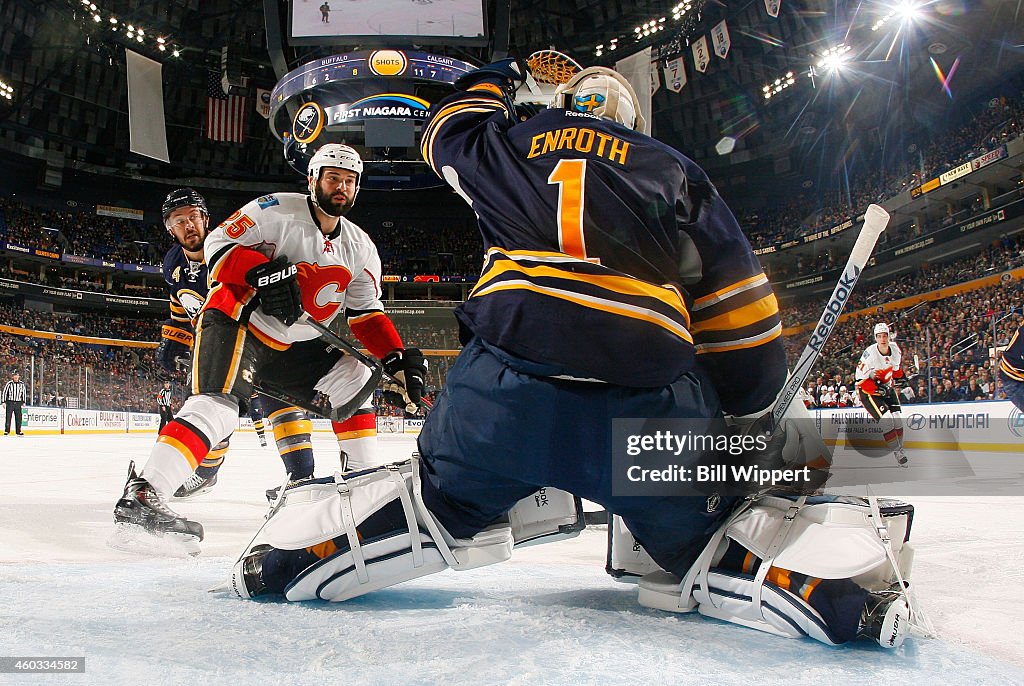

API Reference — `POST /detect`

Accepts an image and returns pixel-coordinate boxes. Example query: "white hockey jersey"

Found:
[855,342,902,385]
[203,192,389,350]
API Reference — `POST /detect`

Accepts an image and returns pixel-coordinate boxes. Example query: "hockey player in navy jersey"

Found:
[225,61,911,649]
[113,174,424,548]
[998,325,1024,411]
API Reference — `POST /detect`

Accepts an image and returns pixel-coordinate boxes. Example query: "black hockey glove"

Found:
[381,348,427,413]
[156,320,194,373]
[245,256,303,326]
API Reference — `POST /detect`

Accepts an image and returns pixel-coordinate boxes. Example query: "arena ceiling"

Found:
[0,0,1021,208]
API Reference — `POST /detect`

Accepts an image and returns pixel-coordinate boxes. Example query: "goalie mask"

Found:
[307,143,363,216]
[551,67,647,132]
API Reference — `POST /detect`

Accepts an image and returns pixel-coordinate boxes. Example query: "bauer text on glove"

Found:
[245,256,303,326]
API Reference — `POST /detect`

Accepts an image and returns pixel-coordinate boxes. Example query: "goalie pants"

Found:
[418,336,739,578]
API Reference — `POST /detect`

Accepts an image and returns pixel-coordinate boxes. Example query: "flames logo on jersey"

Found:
[296,262,352,322]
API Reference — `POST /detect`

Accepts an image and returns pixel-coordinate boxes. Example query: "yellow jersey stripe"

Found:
[690,294,779,334]
[472,279,693,343]
[1000,358,1024,381]
[473,258,690,323]
[693,323,782,353]
[422,100,510,171]
[693,274,768,310]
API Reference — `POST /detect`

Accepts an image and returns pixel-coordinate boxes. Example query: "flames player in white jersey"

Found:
[112,144,427,549]
[855,323,908,466]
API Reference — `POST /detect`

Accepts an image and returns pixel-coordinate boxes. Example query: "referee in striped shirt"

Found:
[157,380,174,430]
[2,371,27,436]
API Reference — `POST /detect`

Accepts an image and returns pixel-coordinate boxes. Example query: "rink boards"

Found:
[7,406,424,436]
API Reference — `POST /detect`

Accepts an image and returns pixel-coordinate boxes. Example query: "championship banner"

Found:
[692,36,710,73]
[663,57,687,93]
[711,20,731,59]
[256,88,273,119]
[650,61,661,95]
[765,0,781,18]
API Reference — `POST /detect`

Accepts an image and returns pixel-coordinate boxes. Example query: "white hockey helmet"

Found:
[874,323,890,336]
[551,67,647,131]
[307,143,363,185]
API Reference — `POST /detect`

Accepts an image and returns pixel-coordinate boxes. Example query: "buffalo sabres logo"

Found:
[292,102,325,144]
[573,92,605,113]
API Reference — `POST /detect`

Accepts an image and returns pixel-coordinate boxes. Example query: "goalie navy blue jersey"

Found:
[163,245,209,328]
[421,86,786,415]
[1000,326,1024,383]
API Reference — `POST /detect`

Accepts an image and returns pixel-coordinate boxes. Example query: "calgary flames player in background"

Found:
[855,323,908,466]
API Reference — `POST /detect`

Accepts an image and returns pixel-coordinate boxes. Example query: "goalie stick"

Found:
[770,203,890,428]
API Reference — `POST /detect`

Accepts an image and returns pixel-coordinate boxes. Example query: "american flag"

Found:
[205,70,247,143]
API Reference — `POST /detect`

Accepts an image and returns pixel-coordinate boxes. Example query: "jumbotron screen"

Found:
[289,0,486,45]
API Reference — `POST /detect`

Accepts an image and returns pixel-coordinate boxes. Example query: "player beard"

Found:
[315,184,354,216]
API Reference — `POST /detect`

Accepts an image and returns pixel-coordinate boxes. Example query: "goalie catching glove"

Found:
[381,348,427,412]
[725,390,832,495]
[157,320,194,372]
[245,255,303,326]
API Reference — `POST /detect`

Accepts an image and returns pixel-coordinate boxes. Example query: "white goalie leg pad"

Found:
[258,459,513,602]
[606,514,662,583]
[509,487,585,548]
[638,495,915,645]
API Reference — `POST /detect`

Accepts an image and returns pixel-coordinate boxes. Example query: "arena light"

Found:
[0,80,14,100]
[762,71,796,100]
[817,44,852,71]
[872,0,923,31]
[634,18,667,40]
[671,1,695,20]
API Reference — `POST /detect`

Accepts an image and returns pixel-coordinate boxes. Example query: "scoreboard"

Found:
[269,50,478,190]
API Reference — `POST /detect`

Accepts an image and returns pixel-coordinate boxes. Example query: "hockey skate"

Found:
[229,544,275,599]
[173,471,218,500]
[111,461,204,555]
[894,447,909,467]
[858,585,911,649]
[265,476,315,504]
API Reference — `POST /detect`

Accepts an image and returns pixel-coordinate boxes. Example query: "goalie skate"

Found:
[111,462,203,554]
[859,586,911,649]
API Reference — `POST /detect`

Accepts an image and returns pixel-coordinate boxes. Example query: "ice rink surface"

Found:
[1,432,1023,685]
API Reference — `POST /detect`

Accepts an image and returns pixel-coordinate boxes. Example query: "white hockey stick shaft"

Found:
[770,204,890,427]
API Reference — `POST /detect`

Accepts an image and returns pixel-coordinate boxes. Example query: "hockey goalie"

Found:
[224,56,917,651]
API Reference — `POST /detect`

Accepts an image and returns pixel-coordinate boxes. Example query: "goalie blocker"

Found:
[609,496,916,648]
[228,458,584,601]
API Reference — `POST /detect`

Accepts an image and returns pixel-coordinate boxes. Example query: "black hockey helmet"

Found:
[161,188,209,222]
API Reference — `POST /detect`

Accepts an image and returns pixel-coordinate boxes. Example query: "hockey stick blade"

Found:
[771,204,890,427]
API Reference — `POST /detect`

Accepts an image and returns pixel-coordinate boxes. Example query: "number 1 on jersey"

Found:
[548,159,599,263]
